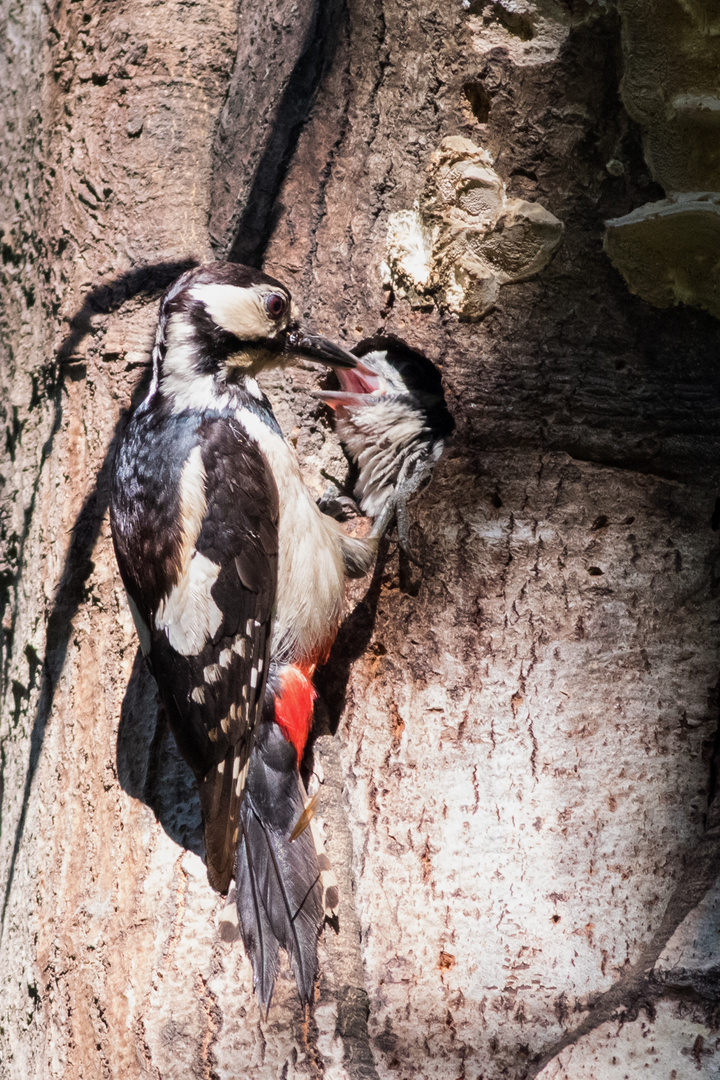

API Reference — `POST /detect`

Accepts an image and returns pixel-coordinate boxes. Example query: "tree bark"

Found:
[1,0,719,1077]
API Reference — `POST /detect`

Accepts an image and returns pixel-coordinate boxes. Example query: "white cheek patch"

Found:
[161,314,232,415]
[190,283,282,341]
[155,446,223,656]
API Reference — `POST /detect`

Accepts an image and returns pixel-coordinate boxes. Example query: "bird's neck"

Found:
[149,332,275,421]
[148,308,278,416]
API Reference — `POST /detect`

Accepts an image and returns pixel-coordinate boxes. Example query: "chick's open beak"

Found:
[284,328,360,369]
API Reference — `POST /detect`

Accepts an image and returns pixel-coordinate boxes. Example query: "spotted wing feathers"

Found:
[110,411,279,894]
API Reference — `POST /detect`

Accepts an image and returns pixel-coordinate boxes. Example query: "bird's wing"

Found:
[112,411,279,893]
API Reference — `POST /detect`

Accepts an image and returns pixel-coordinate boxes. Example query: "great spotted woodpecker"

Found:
[316,335,454,551]
[109,263,374,1008]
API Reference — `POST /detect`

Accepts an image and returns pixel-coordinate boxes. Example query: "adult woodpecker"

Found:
[315,334,454,552]
[109,262,374,1008]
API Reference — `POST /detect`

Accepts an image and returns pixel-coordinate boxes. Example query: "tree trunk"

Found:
[1,0,719,1077]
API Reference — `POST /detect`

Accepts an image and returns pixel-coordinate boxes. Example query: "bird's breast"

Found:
[237,409,348,665]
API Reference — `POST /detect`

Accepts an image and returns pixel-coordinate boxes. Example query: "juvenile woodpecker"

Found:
[316,334,454,551]
[110,263,374,1008]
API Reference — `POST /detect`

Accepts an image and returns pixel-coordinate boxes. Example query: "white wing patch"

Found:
[155,445,223,656]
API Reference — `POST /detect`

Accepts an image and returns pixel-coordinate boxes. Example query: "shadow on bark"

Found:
[1,260,197,930]
[209,0,347,266]
[116,651,204,859]
[313,535,391,741]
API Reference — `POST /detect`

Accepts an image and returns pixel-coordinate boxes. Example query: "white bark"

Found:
[1,0,718,1076]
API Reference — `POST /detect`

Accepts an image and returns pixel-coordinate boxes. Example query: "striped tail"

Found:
[234,710,323,1009]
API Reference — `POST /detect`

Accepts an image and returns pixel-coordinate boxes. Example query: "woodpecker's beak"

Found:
[284,328,360,370]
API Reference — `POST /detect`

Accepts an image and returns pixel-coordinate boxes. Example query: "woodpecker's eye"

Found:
[264,293,287,320]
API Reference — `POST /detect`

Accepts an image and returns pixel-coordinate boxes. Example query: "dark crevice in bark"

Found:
[705,677,720,826]
[0,261,195,932]
[209,0,347,268]
[302,31,353,297]
[653,967,720,1014]
[313,536,391,740]
[336,984,380,1080]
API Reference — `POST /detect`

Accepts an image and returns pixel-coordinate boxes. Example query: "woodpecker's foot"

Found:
[388,457,439,564]
[370,492,423,566]
[394,495,420,564]
[318,486,362,521]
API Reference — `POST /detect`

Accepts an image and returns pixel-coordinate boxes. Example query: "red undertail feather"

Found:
[275,666,316,763]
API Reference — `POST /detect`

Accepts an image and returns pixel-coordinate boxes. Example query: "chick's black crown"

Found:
[352,334,455,439]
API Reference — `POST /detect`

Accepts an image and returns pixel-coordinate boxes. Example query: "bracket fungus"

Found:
[383,136,563,320]
[604,0,720,319]
[605,194,720,320]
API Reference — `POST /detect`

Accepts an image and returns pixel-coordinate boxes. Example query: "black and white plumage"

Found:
[110,263,373,1008]
[316,334,454,551]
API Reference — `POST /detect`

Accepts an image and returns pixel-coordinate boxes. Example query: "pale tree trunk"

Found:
[1,0,719,1077]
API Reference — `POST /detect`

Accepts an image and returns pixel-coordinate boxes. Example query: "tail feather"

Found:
[235,808,282,1006]
[235,720,324,1008]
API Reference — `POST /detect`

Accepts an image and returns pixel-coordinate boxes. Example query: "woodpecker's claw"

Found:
[369,452,442,565]
[370,493,423,565]
[317,486,362,521]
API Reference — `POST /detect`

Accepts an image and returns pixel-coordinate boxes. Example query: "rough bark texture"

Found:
[1,0,719,1077]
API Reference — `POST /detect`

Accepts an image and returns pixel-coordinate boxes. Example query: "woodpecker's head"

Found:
[150,263,359,409]
[314,335,454,524]
[316,334,455,439]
